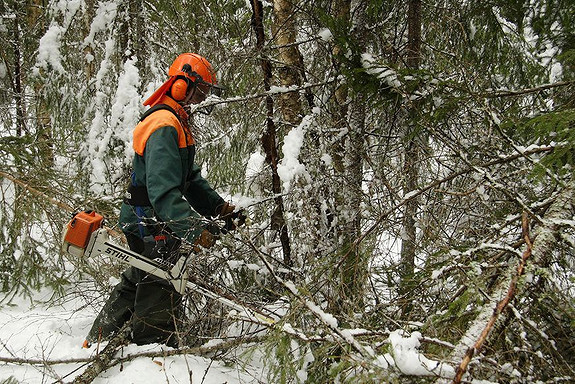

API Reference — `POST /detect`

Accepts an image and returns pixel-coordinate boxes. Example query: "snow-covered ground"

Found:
[0,289,259,383]
[0,285,468,383]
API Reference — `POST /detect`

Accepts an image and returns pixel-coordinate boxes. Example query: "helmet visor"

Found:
[190,82,225,115]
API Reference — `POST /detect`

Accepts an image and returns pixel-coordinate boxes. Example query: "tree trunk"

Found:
[327,0,368,314]
[399,0,422,305]
[272,0,303,126]
[12,2,26,137]
[28,0,53,168]
[251,0,292,268]
[331,0,350,150]
[128,0,147,81]
[338,93,366,312]
[118,0,145,66]
[83,0,96,81]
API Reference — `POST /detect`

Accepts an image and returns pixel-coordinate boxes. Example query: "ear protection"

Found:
[171,78,189,101]
[170,64,206,102]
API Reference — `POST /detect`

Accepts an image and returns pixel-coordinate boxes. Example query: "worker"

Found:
[84,53,244,348]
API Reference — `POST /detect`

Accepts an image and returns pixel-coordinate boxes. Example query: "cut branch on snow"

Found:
[70,332,128,384]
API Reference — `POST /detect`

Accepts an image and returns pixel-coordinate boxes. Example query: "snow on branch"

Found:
[243,235,459,379]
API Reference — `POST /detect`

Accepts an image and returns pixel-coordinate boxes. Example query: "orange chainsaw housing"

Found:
[63,211,104,250]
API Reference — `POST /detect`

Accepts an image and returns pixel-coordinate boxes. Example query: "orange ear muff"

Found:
[171,78,188,101]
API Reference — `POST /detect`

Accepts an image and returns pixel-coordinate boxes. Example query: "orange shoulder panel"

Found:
[132,109,195,156]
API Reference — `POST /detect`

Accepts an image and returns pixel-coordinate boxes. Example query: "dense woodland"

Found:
[1,0,575,383]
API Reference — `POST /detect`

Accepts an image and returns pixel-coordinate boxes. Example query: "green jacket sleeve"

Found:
[184,164,225,217]
[144,127,203,242]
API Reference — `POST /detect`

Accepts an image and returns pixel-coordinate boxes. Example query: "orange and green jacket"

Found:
[119,96,224,243]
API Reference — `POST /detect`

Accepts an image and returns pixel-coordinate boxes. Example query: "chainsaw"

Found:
[61,210,276,325]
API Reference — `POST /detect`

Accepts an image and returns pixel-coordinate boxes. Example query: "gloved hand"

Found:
[194,229,216,250]
[217,202,247,233]
[193,222,222,251]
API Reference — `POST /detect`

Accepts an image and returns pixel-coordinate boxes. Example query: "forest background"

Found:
[1,0,575,383]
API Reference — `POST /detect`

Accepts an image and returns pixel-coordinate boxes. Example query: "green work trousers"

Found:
[86,234,182,347]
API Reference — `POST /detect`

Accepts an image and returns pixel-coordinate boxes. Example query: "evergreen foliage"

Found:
[0,0,574,382]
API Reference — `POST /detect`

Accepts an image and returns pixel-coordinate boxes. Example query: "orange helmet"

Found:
[169,53,216,85]
[144,53,222,107]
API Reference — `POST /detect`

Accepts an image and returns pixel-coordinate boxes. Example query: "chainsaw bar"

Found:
[62,212,276,326]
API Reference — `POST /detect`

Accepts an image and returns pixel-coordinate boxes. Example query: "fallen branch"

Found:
[110,336,262,366]
[70,332,128,384]
[0,356,89,365]
[246,238,375,360]
[0,336,262,383]
[451,212,533,384]
[435,183,574,384]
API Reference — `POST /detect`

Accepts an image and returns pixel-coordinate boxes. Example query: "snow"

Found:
[306,300,339,328]
[277,113,317,191]
[277,124,306,191]
[0,282,483,382]
[83,39,140,193]
[469,20,477,40]
[403,189,420,200]
[83,1,119,46]
[92,347,248,384]
[318,28,333,42]
[0,289,254,383]
[360,53,402,89]
[388,330,455,378]
[320,153,332,166]
[109,58,142,165]
[269,85,299,94]
[431,266,445,279]
[296,347,314,382]
[51,0,83,28]
[245,150,265,180]
[227,259,244,269]
[35,24,66,74]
